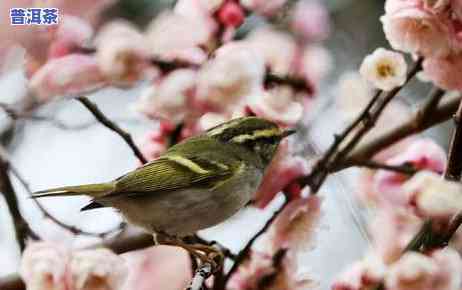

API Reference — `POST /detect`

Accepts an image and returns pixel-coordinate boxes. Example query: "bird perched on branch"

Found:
[33,116,295,270]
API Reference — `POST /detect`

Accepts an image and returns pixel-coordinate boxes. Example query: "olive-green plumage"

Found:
[33,117,295,236]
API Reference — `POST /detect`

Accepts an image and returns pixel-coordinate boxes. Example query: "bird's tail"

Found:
[33,182,116,198]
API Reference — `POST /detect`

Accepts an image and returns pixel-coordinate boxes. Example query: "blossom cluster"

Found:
[228,196,322,290]
[331,135,462,289]
[5,0,333,289]
[20,242,127,290]
[381,0,462,90]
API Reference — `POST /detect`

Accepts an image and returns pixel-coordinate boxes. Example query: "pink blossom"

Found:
[20,242,69,290]
[240,0,288,16]
[369,207,422,264]
[422,53,462,90]
[145,9,212,64]
[195,42,264,113]
[227,251,274,290]
[196,113,229,131]
[248,89,304,127]
[138,129,169,162]
[291,1,330,42]
[247,28,297,76]
[69,249,127,290]
[371,138,446,207]
[29,54,107,102]
[381,1,453,57]
[95,21,150,87]
[331,254,386,290]
[135,69,197,122]
[385,248,462,290]
[0,0,113,65]
[335,71,375,121]
[123,246,191,290]
[360,48,407,91]
[254,140,310,209]
[404,171,462,220]
[228,251,315,290]
[261,196,322,254]
[218,2,245,28]
[48,15,94,59]
[301,44,332,86]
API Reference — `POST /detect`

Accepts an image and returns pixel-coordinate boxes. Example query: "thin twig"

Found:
[0,146,126,238]
[299,58,423,192]
[76,97,148,164]
[372,94,462,290]
[337,90,459,171]
[223,200,289,285]
[0,156,39,251]
[349,160,418,175]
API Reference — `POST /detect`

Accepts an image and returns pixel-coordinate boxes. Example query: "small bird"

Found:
[34,117,295,268]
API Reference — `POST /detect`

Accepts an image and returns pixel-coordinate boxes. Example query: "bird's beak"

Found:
[281,129,296,138]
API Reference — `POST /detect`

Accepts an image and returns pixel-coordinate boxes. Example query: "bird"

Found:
[33,116,295,270]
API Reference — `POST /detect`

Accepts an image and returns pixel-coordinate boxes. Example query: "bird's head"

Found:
[206,117,296,166]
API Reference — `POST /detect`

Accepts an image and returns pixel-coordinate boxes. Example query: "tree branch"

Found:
[299,58,423,192]
[76,96,148,164]
[338,90,458,170]
[0,156,39,251]
[222,200,289,285]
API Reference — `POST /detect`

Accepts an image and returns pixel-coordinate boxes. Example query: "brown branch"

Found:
[222,200,289,286]
[299,58,423,192]
[339,89,458,170]
[0,156,39,251]
[349,160,418,175]
[372,94,462,290]
[76,96,148,164]
[1,87,460,288]
[0,146,127,239]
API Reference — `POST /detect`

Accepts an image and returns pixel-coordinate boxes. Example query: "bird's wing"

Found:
[109,154,233,197]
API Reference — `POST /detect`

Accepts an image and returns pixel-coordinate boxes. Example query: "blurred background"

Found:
[0,0,451,288]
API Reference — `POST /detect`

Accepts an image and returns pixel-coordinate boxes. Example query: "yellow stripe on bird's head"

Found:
[206,117,296,165]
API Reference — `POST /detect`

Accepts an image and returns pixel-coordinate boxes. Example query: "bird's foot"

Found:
[156,234,224,274]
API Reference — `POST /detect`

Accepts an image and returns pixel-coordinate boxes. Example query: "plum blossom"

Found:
[247,28,297,76]
[404,171,462,220]
[259,196,322,254]
[331,254,387,290]
[381,0,452,57]
[371,138,446,207]
[123,246,192,290]
[196,113,229,131]
[228,251,315,290]
[29,54,106,102]
[359,48,407,91]
[335,71,374,121]
[227,251,274,290]
[48,15,94,59]
[20,242,69,290]
[195,42,264,113]
[301,44,333,85]
[95,21,150,86]
[135,69,198,122]
[422,53,462,90]
[248,89,304,127]
[254,140,310,209]
[145,9,212,64]
[369,207,422,264]
[291,0,330,42]
[138,129,169,162]
[69,249,127,290]
[385,248,462,290]
[21,243,127,290]
[240,0,288,16]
